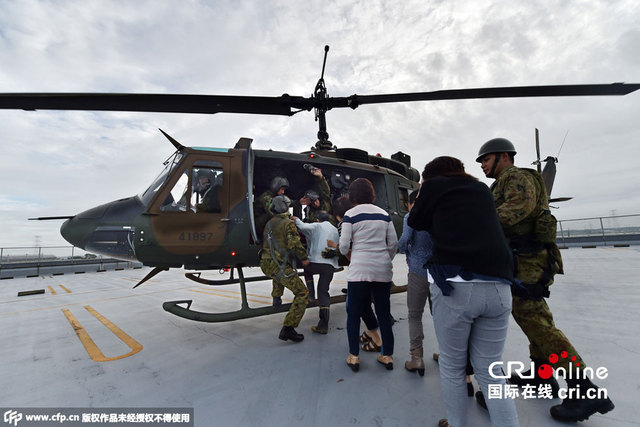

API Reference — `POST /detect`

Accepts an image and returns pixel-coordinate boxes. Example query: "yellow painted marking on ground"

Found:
[62,305,143,362]
[0,288,182,316]
[188,289,292,305]
[59,285,72,293]
[48,286,57,295]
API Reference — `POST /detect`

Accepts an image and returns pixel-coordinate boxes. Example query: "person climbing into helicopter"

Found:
[260,195,310,343]
[300,164,337,225]
[255,176,290,237]
[292,210,339,334]
[255,176,292,305]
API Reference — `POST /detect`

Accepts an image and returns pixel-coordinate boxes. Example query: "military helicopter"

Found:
[1,46,638,322]
[532,128,573,203]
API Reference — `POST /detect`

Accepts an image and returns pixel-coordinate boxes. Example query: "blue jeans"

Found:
[430,280,519,427]
[346,281,393,356]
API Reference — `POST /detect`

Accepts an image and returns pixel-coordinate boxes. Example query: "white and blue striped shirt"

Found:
[339,203,398,282]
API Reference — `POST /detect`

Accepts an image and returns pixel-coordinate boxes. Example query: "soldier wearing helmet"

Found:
[254,176,292,307]
[260,195,310,343]
[476,138,517,179]
[300,164,336,225]
[254,176,290,238]
[477,138,614,422]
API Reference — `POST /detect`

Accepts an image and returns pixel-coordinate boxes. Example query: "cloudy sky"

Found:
[1,0,639,248]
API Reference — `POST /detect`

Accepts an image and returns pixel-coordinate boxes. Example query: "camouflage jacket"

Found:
[261,213,308,265]
[257,190,276,215]
[253,190,276,237]
[491,165,556,284]
[304,176,337,226]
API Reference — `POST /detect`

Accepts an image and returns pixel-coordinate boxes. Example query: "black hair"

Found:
[409,190,419,204]
[348,178,376,205]
[421,156,477,182]
[332,196,352,219]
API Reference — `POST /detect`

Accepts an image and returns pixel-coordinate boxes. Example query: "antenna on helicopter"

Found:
[313,45,334,151]
[535,128,542,173]
[557,129,569,158]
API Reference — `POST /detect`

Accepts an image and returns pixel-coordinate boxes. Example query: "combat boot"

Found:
[272,296,282,307]
[305,279,316,301]
[279,326,304,342]
[550,378,614,422]
[404,347,425,376]
[509,357,559,397]
[311,307,329,334]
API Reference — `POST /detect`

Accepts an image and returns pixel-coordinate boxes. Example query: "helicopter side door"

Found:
[145,155,231,257]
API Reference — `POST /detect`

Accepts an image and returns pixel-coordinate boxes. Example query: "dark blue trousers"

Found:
[346,281,394,356]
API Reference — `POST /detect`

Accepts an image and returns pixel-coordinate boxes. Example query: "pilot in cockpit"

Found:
[195,171,222,213]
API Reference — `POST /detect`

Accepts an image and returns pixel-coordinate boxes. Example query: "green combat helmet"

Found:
[270,195,292,214]
[476,138,517,162]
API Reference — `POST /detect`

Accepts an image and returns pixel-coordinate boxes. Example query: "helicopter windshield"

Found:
[138,151,184,206]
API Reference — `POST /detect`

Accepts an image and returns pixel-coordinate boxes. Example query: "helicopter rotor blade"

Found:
[0,83,638,116]
[331,83,640,109]
[0,93,302,116]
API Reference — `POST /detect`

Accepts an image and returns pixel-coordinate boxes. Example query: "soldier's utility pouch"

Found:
[534,209,558,245]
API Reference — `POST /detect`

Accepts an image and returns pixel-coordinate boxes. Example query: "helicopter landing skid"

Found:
[183,269,305,286]
[163,266,406,323]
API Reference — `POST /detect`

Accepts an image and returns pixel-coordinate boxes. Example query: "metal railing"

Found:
[0,245,142,279]
[557,214,640,247]
[1,213,638,278]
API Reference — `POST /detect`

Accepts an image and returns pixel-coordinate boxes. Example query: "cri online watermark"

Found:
[487,351,609,400]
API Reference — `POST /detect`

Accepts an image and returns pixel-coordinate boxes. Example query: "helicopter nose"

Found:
[59,197,143,261]
[60,216,90,249]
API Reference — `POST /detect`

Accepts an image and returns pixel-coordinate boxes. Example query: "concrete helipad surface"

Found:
[0,247,638,426]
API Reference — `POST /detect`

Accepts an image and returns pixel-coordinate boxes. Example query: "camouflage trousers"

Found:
[512,295,586,372]
[260,259,308,327]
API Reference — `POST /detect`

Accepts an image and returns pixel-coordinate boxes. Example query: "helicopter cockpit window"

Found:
[139,151,183,206]
[159,171,190,212]
[191,163,223,214]
[398,187,409,213]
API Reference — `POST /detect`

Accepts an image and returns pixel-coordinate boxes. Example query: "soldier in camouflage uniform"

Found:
[300,165,337,226]
[478,138,614,422]
[255,177,291,306]
[260,195,310,343]
[255,176,290,237]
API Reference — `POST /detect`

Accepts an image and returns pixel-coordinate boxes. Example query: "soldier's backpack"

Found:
[520,168,559,245]
[520,168,564,285]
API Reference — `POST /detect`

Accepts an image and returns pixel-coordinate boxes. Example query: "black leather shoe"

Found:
[279,326,304,342]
